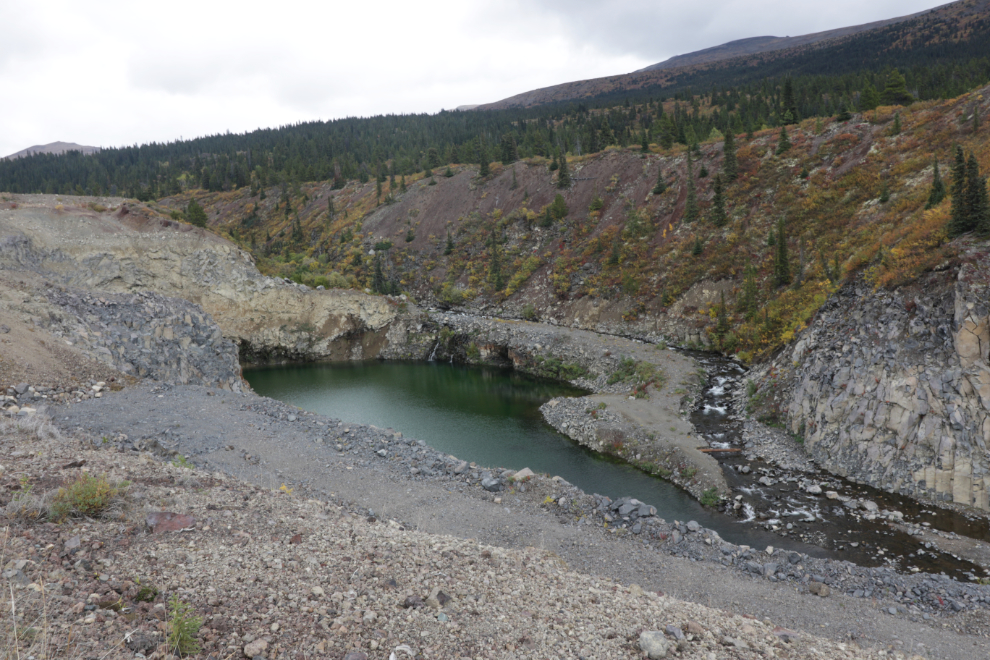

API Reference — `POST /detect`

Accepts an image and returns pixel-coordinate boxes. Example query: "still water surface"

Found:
[245,360,798,548]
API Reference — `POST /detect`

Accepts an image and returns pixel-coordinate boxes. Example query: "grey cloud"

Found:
[517,0,948,67]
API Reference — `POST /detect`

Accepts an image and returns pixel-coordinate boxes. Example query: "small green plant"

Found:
[135,584,159,602]
[49,474,122,521]
[521,303,537,321]
[172,455,193,469]
[167,595,203,656]
[466,342,481,360]
[679,466,698,480]
[700,488,720,507]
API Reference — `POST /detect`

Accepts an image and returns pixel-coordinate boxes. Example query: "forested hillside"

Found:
[129,83,990,366]
[5,0,990,199]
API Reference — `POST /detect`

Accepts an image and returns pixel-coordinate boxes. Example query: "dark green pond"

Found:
[244,360,791,547]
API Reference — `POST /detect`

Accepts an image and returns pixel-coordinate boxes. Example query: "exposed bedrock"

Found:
[753,248,990,511]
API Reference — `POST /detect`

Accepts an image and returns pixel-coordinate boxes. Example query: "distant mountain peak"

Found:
[4,142,100,160]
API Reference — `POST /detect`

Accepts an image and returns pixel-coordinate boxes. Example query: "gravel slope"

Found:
[50,384,990,659]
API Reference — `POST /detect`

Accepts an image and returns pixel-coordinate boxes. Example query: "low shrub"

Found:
[49,474,125,522]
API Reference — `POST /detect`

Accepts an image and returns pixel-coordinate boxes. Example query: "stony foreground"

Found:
[1,415,901,660]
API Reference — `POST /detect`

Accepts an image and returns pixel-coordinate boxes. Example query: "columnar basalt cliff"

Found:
[750,244,990,511]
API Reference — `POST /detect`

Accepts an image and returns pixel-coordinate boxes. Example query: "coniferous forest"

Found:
[4,4,990,198]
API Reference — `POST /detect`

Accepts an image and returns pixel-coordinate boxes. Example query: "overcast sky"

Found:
[0,0,949,157]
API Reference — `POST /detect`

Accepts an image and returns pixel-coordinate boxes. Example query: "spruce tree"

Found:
[723,129,738,182]
[879,179,890,204]
[774,217,790,286]
[974,176,990,236]
[444,232,454,255]
[963,154,984,234]
[950,145,968,236]
[549,153,559,172]
[557,153,571,189]
[776,126,791,155]
[684,152,699,222]
[600,117,616,146]
[510,167,518,190]
[444,167,454,178]
[781,79,798,124]
[710,174,727,227]
[641,131,649,152]
[187,199,207,228]
[427,147,441,169]
[500,135,517,165]
[739,265,758,319]
[478,149,490,177]
[926,161,946,209]
[859,84,881,112]
[891,113,902,136]
[692,236,704,256]
[881,69,914,106]
[715,291,731,338]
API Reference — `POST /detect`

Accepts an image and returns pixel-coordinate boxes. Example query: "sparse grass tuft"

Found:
[48,474,125,522]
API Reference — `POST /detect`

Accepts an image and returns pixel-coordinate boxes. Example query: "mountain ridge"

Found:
[635,6,938,74]
[4,141,100,160]
[476,0,986,110]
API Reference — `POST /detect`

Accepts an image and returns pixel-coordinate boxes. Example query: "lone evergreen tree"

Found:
[879,179,890,204]
[859,84,881,112]
[723,129,738,182]
[715,291,731,338]
[500,135,517,165]
[510,167,518,190]
[926,161,946,209]
[950,145,968,236]
[444,232,454,255]
[773,217,791,286]
[478,150,490,177]
[891,113,902,136]
[963,154,985,233]
[880,69,914,106]
[781,79,798,124]
[557,153,571,189]
[776,126,791,155]
[684,152,699,222]
[710,174,727,227]
[692,235,704,256]
[739,265,758,319]
[641,131,649,152]
[187,199,207,228]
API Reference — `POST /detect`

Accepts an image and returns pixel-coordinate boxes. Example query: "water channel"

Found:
[245,357,989,579]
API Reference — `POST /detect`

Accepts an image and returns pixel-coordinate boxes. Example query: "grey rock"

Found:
[13,383,28,395]
[638,631,670,659]
[664,624,685,640]
[453,460,469,474]
[618,503,637,516]
[636,503,657,517]
[481,476,502,492]
[686,520,700,533]
[125,630,158,652]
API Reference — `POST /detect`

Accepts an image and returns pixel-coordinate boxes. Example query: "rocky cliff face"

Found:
[0,198,401,363]
[751,244,990,511]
